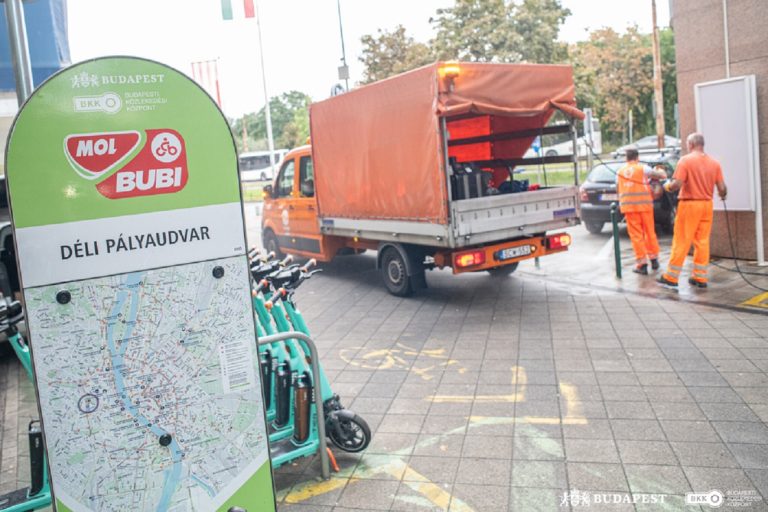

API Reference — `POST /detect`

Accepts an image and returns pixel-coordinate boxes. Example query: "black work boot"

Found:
[650,259,660,270]
[688,277,708,289]
[633,264,649,275]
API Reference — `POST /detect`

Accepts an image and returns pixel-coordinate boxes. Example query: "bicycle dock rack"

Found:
[258,331,330,480]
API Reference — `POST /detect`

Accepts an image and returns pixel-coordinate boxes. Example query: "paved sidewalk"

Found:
[1,211,767,511]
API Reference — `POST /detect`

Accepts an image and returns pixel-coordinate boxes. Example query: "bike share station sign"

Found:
[4,57,276,511]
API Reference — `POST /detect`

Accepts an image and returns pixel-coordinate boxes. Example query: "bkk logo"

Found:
[64,129,188,199]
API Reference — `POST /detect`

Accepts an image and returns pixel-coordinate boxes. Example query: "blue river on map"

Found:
[105,272,185,512]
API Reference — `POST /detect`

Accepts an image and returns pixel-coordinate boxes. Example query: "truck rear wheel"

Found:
[381,247,414,297]
[263,229,284,259]
[486,262,519,277]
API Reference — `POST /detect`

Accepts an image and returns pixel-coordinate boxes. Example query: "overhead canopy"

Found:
[311,62,582,224]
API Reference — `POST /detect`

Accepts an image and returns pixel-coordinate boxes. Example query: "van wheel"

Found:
[545,149,557,158]
[263,230,284,259]
[381,247,413,297]
[486,262,519,277]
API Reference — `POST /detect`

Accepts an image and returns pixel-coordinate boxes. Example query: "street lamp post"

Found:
[336,0,349,91]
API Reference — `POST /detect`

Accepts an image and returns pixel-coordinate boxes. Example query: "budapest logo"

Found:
[64,129,188,199]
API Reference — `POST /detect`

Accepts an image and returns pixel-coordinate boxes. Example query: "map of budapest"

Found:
[24,256,269,511]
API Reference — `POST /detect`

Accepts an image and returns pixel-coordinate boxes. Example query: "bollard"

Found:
[610,202,622,279]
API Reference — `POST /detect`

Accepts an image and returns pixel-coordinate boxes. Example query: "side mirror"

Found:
[262,184,273,199]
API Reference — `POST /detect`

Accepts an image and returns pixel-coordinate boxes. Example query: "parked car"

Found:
[612,135,681,158]
[579,154,679,235]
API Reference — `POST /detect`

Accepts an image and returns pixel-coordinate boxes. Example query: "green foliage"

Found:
[360,25,434,84]
[431,0,570,63]
[569,27,677,147]
[230,90,312,152]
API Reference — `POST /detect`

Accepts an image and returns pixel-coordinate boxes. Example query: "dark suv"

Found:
[579,154,679,235]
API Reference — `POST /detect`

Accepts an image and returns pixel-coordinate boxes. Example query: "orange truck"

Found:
[261,62,583,296]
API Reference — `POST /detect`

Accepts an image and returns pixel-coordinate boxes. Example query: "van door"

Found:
[290,154,322,255]
[263,156,296,255]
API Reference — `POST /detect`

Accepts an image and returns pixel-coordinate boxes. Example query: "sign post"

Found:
[4,57,276,512]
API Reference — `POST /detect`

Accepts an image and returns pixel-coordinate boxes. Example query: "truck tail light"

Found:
[579,187,589,202]
[546,233,572,250]
[455,250,485,268]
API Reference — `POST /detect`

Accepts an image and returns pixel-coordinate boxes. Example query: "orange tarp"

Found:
[310,62,582,224]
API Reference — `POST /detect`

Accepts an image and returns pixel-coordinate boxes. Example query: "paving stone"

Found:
[616,440,678,465]
[605,401,656,420]
[659,420,721,443]
[683,467,760,494]
[712,422,768,444]
[335,479,398,510]
[405,456,460,485]
[671,442,741,468]
[624,464,692,495]
[454,458,511,487]
[610,419,666,441]
[728,444,768,470]
[508,487,565,512]
[562,419,613,440]
[564,439,620,463]
[452,483,510,512]
[566,462,629,492]
[511,460,567,489]
[699,402,762,422]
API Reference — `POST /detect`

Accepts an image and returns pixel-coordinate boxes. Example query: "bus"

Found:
[239,149,289,181]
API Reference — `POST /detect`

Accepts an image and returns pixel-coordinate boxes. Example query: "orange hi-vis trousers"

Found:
[625,211,659,265]
[662,200,713,284]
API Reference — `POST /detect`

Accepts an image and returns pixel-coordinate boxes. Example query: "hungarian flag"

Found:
[221,0,255,20]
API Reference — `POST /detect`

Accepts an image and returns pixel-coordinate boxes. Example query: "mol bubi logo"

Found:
[64,129,188,199]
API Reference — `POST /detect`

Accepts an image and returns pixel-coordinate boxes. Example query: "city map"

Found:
[24,256,268,511]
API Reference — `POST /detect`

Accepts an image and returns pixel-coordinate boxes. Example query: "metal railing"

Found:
[257,331,330,480]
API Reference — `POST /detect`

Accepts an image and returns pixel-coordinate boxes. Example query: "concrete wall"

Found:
[672,0,768,260]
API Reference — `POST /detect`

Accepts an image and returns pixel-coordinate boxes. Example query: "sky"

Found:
[66,0,671,119]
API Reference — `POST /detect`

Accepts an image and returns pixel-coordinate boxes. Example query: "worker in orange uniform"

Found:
[658,133,727,288]
[617,148,667,274]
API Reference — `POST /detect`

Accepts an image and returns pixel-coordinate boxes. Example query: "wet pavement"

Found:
[1,207,767,511]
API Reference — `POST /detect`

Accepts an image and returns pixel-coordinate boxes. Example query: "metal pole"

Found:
[611,202,622,279]
[722,0,730,79]
[585,108,593,177]
[257,331,330,480]
[651,0,666,150]
[571,121,579,186]
[336,0,349,91]
[254,0,276,169]
[4,0,34,105]
[628,109,634,143]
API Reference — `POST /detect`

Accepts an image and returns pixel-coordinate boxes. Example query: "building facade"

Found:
[671,0,768,260]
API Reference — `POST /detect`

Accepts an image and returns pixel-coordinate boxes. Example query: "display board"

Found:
[4,57,276,512]
[694,75,761,212]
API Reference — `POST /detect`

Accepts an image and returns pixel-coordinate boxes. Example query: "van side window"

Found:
[299,156,314,197]
[276,160,295,197]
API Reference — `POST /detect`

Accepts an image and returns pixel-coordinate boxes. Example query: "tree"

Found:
[430,0,570,63]
[569,26,678,148]
[569,27,654,147]
[230,90,312,152]
[359,25,433,84]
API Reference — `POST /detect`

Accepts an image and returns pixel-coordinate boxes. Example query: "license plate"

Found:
[496,245,532,261]
[601,193,618,201]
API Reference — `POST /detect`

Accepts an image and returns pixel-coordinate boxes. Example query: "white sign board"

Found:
[694,75,761,212]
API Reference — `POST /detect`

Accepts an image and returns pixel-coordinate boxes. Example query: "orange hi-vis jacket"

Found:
[617,162,653,214]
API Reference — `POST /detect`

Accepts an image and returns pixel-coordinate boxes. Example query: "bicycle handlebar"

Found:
[300,258,317,273]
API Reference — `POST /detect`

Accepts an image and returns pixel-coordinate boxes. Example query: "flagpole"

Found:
[254,0,276,171]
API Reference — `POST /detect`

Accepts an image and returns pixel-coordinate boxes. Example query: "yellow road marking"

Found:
[742,292,768,309]
[430,366,526,403]
[284,370,587,508]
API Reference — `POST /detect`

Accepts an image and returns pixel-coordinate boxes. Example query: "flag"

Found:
[222,0,255,20]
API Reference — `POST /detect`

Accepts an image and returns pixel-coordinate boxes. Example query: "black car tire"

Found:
[585,222,604,234]
[380,247,414,297]
[262,229,284,259]
[545,149,557,158]
[486,262,519,277]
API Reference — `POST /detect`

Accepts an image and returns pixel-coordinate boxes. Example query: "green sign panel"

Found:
[5,57,276,512]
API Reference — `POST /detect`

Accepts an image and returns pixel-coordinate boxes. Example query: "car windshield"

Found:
[588,163,621,183]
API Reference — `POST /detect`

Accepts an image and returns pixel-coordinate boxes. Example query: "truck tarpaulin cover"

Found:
[310,62,581,224]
